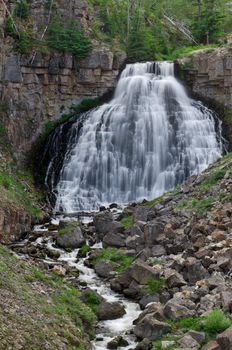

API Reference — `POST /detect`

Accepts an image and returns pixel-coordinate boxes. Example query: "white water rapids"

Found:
[49,61,223,212]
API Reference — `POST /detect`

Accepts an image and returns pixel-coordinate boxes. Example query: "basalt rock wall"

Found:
[0,0,126,162]
[177,47,232,147]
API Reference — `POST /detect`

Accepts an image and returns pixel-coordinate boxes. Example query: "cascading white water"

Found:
[53,61,223,212]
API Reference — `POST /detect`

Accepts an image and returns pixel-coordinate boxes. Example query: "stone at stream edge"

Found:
[133,315,171,341]
[56,227,85,249]
[107,336,129,349]
[96,301,126,320]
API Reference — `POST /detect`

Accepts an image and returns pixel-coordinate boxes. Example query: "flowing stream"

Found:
[17,216,141,350]
[45,61,223,213]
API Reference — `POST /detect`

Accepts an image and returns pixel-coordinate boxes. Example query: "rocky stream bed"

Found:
[9,153,232,350]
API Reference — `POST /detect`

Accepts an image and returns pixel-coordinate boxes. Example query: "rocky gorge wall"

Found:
[177,47,232,147]
[0,0,126,161]
[0,0,125,243]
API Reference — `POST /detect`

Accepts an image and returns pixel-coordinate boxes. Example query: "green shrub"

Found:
[168,316,200,332]
[92,248,133,273]
[17,31,30,53]
[120,215,133,230]
[47,14,92,58]
[14,0,29,19]
[202,309,231,335]
[144,278,166,295]
[5,17,18,38]
[82,290,101,312]
[79,244,91,257]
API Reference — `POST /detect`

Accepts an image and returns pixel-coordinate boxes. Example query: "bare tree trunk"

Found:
[127,0,130,44]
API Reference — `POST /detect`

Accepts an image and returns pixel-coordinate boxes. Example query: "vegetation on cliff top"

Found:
[5,2,92,57]
[4,0,232,60]
[88,0,232,60]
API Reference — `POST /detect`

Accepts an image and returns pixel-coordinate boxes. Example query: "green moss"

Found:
[92,248,133,273]
[223,108,232,125]
[120,215,133,229]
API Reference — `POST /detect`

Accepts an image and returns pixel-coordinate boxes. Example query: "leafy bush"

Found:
[202,309,231,335]
[47,15,92,58]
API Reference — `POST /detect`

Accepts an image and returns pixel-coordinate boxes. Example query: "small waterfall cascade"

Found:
[46,61,223,212]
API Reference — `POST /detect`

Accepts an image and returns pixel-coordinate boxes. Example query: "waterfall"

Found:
[46,61,223,212]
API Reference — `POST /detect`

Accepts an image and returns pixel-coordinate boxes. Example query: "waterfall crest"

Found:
[47,62,223,212]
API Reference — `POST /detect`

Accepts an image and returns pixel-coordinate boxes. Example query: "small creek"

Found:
[13,214,142,350]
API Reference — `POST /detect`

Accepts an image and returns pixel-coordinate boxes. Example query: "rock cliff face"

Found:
[0,0,126,161]
[177,47,232,147]
[0,206,32,244]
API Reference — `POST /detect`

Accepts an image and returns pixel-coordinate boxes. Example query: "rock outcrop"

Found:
[177,47,232,147]
[0,0,126,161]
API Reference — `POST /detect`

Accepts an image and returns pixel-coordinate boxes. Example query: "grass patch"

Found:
[164,44,219,61]
[198,170,226,193]
[81,290,101,312]
[164,311,231,342]
[0,244,96,348]
[142,195,164,208]
[175,196,215,215]
[121,215,133,229]
[53,287,96,338]
[92,248,133,273]
[0,169,43,218]
[153,336,178,350]
[141,185,181,209]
